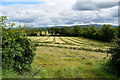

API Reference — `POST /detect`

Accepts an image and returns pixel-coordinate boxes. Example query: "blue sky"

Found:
[2,2,45,6]
[1,0,119,27]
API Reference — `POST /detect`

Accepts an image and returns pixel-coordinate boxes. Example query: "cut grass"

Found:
[38,43,106,53]
[72,37,111,47]
[46,36,54,42]
[55,37,65,44]
[3,36,115,78]
[31,46,116,78]
[66,37,108,50]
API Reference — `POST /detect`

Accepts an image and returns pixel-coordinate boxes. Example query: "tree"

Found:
[39,28,43,36]
[43,28,47,36]
[59,27,73,36]
[82,25,97,39]
[48,27,60,36]
[73,25,82,36]
[96,24,115,42]
[48,27,54,35]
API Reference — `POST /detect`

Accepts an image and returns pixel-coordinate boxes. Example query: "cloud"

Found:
[1,0,118,27]
[73,2,118,10]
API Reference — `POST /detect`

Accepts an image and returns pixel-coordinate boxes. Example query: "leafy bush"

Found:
[1,16,36,73]
[108,39,120,75]
[2,28,36,73]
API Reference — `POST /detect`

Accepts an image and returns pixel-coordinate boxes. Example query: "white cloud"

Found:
[1,0,118,27]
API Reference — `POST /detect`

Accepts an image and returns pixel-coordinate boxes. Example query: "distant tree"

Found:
[95,24,115,42]
[48,27,54,35]
[53,27,60,35]
[39,28,43,36]
[43,28,47,36]
[118,26,120,38]
[59,27,73,36]
[48,27,60,35]
[82,25,97,39]
[73,25,82,36]
[27,29,37,36]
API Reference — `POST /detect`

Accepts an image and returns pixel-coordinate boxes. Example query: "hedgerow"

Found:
[1,16,36,73]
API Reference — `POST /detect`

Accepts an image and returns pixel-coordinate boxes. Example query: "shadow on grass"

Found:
[92,59,120,78]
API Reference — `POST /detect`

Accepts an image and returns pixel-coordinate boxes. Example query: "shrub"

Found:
[1,16,36,73]
[108,39,120,75]
[2,29,36,73]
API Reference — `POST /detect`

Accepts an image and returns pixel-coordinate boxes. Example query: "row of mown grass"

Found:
[27,36,112,53]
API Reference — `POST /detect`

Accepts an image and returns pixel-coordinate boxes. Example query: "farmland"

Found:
[20,36,115,78]
[28,36,111,53]
[2,35,118,78]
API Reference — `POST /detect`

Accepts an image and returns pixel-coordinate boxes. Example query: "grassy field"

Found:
[3,36,117,78]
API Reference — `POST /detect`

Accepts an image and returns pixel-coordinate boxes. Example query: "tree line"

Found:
[18,25,119,42]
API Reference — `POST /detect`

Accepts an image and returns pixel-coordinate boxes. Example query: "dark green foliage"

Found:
[59,27,73,36]
[48,27,60,35]
[27,32,37,36]
[95,25,115,42]
[82,25,97,39]
[2,28,36,73]
[47,24,117,42]
[1,16,36,73]
[39,28,43,36]
[26,29,38,36]
[108,39,120,75]
[43,28,47,36]
[20,24,118,42]
[73,25,82,36]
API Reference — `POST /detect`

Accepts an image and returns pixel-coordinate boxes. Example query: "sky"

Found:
[0,0,119,27]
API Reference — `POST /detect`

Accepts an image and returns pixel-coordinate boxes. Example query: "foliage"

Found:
[73,25,82,36]
[48,27,60,35]
[95,25,115,42]
[1,16,36,73]
[13,24,118,42]
[59,27,73,36]
[26,29,38,36]
[82,25,97,39]
[108,39,120,75]
[47,24,117,42]
[43,28,47,36]
[39,28,43,36]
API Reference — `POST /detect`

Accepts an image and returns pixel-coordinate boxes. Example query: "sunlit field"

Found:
[2,35,118,78]
[19,36,114,78]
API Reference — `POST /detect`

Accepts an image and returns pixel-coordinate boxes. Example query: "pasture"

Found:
[25,36,114,78]
[3,36,114,78]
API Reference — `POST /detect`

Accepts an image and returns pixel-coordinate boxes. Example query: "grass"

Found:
[66,37,108,50]
[31,46,110,78]
[55,37,65,43]
[92,59,120,78]
[3,36,119,78]
[38,43,106,52]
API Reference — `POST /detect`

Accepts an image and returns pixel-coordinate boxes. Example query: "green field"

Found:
[27,36,114,78]
[3,36,115,78]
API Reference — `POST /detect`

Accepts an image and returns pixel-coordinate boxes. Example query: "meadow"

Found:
[3,36,116,78]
